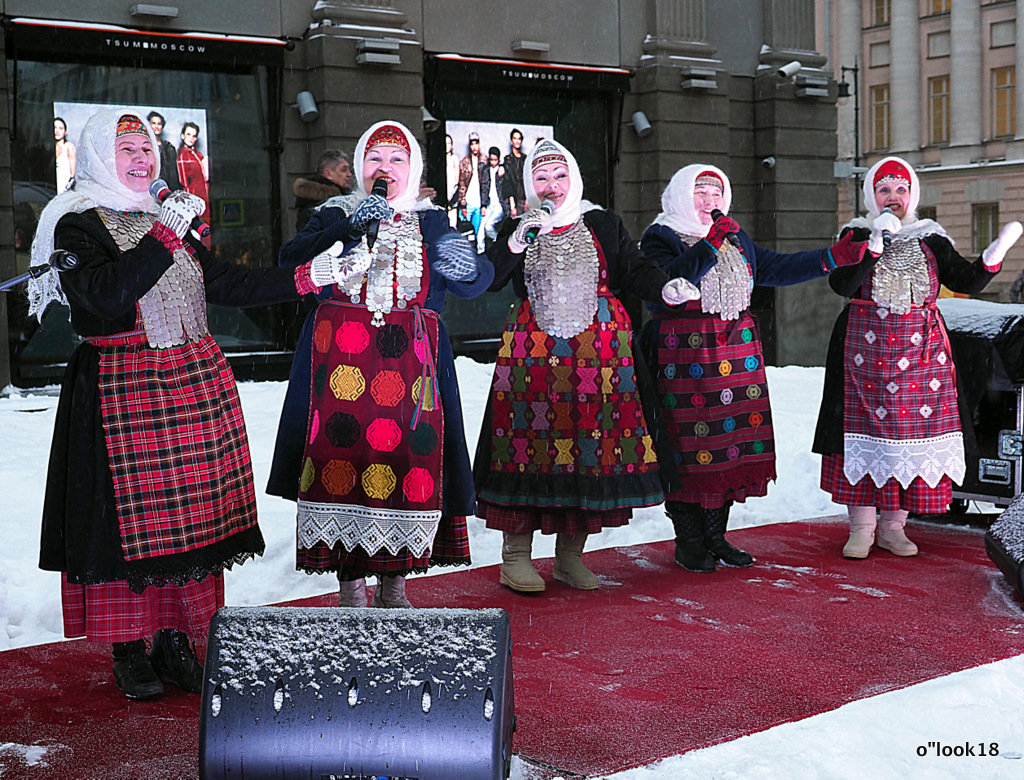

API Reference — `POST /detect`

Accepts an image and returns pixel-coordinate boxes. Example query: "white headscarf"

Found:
[351,120,433,214]
[28,107,161,318]
[523,138,588,234]
[651,163,733,238]
[852,154,947,241]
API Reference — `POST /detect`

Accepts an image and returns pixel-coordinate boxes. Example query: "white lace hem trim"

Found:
[297,501,442,557]
[843,432,966,489]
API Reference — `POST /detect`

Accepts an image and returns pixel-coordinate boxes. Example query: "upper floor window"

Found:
[927,0,950,14]
[993,66,1016,138]
[872,0,891,26]
[870,84,891,151]
[929,75,950,145]
[973,203,999,255]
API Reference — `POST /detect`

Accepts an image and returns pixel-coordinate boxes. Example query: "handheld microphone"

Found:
[48,249,79,272]
[365,177,390,251]
[524,199,556,245]
[709,209,741,247]
[880,207,896,247]
[148,179,211,239]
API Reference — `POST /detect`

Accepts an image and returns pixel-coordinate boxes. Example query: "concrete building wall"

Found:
[0,0,843,388]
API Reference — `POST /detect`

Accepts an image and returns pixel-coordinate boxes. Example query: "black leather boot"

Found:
[703,504,754,567]
[667,502,716,572]
[112,639,164,700]
[148,629,204,693]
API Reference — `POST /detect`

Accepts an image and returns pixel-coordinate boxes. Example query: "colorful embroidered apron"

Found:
[655,302,775,507]
[296,278,444,562]
[478,251,662,512]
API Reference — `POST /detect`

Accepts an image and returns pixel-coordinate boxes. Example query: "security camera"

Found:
[421,106,441,133]
[761,156,776,169]
[295,91,319,123]
[777,60,802,79]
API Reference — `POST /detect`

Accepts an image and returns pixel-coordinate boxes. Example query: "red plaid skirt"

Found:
[95,332,258,560]
[820,453,952,513]
[60,572,223,643]
[295,515,471,575]
[478,499,631,534]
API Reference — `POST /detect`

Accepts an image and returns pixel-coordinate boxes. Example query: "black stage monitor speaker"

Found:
[199,606,514,779]
[986,494,1024,599]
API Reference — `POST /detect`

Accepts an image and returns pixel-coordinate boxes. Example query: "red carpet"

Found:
[2,518,1023,779]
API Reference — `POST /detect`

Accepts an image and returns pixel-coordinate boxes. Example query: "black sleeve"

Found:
[195,241,300,308]
[591,211,669,304]
[926,234,998,295]
[484,218,525,292]
[640,224,718,282]
[54,212,174,322]
[279,207,353,268]
[828,227,876,296]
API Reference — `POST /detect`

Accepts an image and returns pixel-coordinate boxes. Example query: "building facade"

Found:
[0,0,843,387]
[822,0,1024,299]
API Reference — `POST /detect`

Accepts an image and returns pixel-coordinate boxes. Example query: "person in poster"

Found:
[176,121,210,224]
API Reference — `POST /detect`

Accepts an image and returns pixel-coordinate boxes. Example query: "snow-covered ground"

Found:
[2,360,1022,778]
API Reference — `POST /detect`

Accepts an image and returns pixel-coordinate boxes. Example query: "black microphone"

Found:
[148,178,211,239]
[880,207,896,247]
[524,199,556,245]
[365,177,390,251]
[710,209,741,247]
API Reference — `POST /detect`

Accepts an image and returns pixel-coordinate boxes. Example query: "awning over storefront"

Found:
[428,53,632,93]
[6,17,287,67]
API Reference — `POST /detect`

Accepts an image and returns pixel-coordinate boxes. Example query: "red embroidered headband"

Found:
[531,140,567,170]
[366,124,411,154]
[694,170,724,191]
[116,114,147,137]
[873,160,911,190]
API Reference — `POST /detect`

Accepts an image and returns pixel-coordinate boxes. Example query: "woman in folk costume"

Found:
[32,108,320,700]
[813,156,1020,559]
[474,138,694,594]
[267,120,494,607]
[640,164,869,573]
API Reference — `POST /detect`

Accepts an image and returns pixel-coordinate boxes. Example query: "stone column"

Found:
[1016,0,1024,140]
[888,0,920,155]
[949,0,982,152]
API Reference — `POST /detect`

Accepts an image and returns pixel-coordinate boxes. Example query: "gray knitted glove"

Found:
[433,233,479,281]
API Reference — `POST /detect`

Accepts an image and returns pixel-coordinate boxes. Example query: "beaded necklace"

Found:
[340,214,424,327]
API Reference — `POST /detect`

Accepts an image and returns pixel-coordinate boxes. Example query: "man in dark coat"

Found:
[293,149,353,231]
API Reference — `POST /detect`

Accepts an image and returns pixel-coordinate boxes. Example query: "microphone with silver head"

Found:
[148,179,211,239]
[365,177,390,251]
[880,207,896,247]
[524,199,556,245]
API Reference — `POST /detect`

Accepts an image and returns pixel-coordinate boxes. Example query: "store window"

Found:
[6,21,286,386]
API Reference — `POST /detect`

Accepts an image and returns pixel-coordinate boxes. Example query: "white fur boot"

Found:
[877,509,918,556]
[843,506,877,559]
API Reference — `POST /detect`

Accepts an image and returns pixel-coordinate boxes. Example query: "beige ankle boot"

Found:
[552,533,600,590]
[876,510,918,556]
[373,575,413,607]
[843,506,877,559]
[338,578,368,607]
[499,532,545,592]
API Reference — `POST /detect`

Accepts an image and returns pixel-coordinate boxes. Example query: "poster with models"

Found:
[52,101,209,222]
